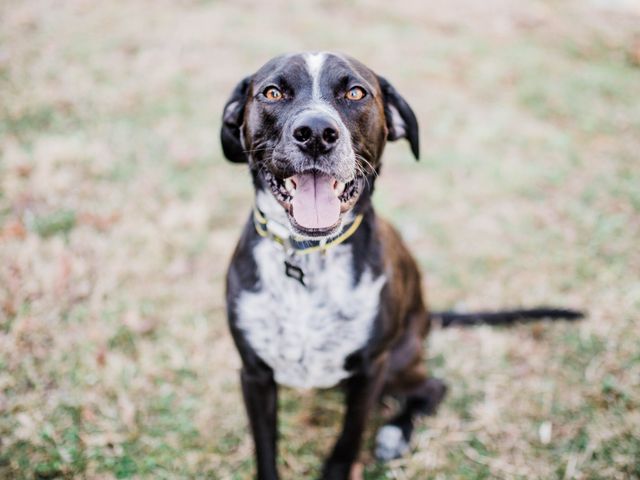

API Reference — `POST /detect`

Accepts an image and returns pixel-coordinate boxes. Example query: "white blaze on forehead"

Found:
[299,52,357,181]
[304,52,327,100]
[302,52,339,121]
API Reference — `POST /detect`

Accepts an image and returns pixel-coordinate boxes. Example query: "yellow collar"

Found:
[253,207,364,255]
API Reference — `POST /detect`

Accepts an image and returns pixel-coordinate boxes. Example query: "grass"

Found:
[1,0,639,478]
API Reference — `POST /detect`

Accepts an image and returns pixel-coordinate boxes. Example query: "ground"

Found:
[1,0,639,479]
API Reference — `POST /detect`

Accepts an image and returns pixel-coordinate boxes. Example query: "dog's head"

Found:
[221,52,419,239]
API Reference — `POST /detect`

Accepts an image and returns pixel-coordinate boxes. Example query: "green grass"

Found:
[1,1,639,479]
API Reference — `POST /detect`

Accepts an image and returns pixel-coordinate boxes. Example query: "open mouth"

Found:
[263,169,362,237]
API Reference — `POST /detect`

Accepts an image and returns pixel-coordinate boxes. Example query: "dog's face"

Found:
[221,52,419,238]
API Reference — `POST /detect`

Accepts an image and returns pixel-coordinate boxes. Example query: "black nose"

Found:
[292,114,340,154]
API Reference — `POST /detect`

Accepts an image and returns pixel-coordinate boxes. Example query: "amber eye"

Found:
[264,87,283,101]
[346,86,366,101]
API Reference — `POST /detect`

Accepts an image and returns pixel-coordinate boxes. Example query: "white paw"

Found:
[374,425,409,462]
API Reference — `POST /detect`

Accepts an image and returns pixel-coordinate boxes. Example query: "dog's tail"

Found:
[431,307,584,328]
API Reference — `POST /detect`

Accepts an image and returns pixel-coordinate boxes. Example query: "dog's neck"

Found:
[254,189,364,259]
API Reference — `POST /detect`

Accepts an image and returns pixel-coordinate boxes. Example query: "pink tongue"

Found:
[291,173,340,230]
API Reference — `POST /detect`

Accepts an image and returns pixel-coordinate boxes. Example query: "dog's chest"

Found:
[236,240,386,389]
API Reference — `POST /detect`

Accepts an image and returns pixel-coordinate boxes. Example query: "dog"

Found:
[221,52,582,480]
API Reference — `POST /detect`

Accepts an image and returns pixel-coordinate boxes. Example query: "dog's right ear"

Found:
[220,76,252,163]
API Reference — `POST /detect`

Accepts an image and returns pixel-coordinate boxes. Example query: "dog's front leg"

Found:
[321,357,388,480]
[241,366,279,480]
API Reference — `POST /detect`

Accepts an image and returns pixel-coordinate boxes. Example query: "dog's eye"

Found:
[346,87,366,101]
[264,87,284,101]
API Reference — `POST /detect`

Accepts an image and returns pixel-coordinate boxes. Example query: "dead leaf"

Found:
[0,219,27,241]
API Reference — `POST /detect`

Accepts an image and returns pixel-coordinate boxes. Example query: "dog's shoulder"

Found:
[226,212,262,298]
[375,216,420,272]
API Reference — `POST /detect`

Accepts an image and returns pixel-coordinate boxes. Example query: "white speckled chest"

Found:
[236,239,386,389]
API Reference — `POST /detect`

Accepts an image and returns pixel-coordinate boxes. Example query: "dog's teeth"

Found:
[285,178,296,195]
[333,181,345,196]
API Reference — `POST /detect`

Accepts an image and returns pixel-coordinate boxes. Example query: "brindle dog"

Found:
[221,52,581,480]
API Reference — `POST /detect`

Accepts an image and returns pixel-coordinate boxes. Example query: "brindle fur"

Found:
[220,52,579,480]
[223,52,442,480]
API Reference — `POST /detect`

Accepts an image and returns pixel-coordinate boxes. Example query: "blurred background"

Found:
[1,1,639,478]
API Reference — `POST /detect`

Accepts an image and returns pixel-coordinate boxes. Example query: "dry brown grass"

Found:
[1,1,639,478]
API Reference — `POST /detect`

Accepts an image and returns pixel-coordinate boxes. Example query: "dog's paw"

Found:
[374,425,409,462]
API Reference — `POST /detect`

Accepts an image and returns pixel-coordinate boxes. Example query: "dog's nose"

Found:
[292,114,340,154]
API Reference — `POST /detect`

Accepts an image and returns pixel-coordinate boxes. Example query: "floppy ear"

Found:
[377,75,420,160]
[220,76,252,163]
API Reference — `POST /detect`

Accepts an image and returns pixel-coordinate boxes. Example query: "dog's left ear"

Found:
[220,76,252,163]
[377,75,420,160]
